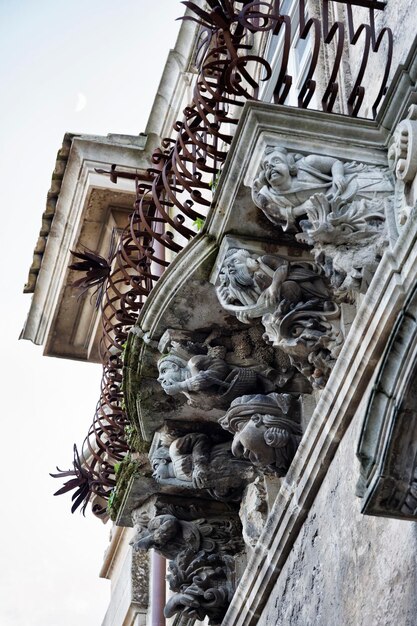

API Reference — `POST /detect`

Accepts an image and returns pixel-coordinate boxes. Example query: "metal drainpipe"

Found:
[150,550,166,626]
[148,212,167,626]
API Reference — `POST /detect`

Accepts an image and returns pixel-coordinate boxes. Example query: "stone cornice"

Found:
[20,135,150,359]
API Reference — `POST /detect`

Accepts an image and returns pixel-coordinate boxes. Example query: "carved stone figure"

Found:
[131,512,242,561]
[216,247,341,386]
[131,512,243,624]
[253,147,347,231]
[252,146,394,296]
[157,350,264,409]
[216,248,329,323]
[219,393,302,475]
[158,327,310,398]
[253,146,392,231]
[151,432,256,500]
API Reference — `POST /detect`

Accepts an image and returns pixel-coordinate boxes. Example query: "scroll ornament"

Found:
[388,104,417,232]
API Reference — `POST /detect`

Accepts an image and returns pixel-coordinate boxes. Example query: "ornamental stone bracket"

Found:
[211,235,347,389]
[130,495,244,625]
[356,281,417,519]
[208,103,395,303]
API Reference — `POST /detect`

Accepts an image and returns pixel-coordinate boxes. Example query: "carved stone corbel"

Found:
[156,328,297,408]
[149,429,257,501]
[214,244,342,387]
[219,392,302,475]
[252,145,393,298]
[131,497,244,625]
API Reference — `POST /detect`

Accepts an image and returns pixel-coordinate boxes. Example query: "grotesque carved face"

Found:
[152,455,173,481]
[224,250,255,288]
[231,413,276,467]
[263,151,291,190]
[157,358,187,392]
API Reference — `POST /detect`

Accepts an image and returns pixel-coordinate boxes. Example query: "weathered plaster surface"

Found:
[260,406,417,626]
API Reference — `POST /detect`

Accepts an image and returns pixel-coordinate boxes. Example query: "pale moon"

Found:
[75,92,87,112]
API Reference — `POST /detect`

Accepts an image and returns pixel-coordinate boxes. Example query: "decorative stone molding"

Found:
[388,104,417,183]
[356,282,417,519]
[388,104,417,231]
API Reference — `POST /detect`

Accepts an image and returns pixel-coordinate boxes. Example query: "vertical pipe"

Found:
[150,550,166,626]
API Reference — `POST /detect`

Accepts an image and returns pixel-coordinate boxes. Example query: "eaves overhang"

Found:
[20,132,154,361]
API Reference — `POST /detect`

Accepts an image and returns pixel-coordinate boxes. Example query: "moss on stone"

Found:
[107,455,148,521]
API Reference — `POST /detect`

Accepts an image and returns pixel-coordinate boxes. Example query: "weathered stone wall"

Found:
[259,395,417,626]
[345,0,417,118]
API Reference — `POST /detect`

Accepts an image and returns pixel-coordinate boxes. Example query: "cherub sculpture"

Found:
[252,146,393,233]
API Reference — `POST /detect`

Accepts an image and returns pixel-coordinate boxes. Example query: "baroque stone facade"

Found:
[120,81,417,621]
[23,2,417,625]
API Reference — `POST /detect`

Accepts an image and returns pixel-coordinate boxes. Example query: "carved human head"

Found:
[220,393,301,470]
[261,146,296,190]
[222,248,257,287]
[157,355,189,391]
[151,445,174,481]
[132,514,180,554]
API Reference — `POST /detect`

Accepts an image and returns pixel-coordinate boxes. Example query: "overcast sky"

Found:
[0,2,182,624]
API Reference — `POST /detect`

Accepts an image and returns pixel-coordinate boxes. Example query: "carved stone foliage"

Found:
[150,431,256,501]
[216,247,342,387]
[356,284,417,520]
[131,508,243,625]
[388,104,417,233]
[219,393,302,475]
[252,146,393,297]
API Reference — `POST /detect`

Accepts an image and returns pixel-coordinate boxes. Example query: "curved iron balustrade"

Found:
[52,0,392,516]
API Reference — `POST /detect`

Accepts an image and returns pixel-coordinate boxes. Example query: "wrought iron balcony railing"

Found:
[53,0,392,516]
